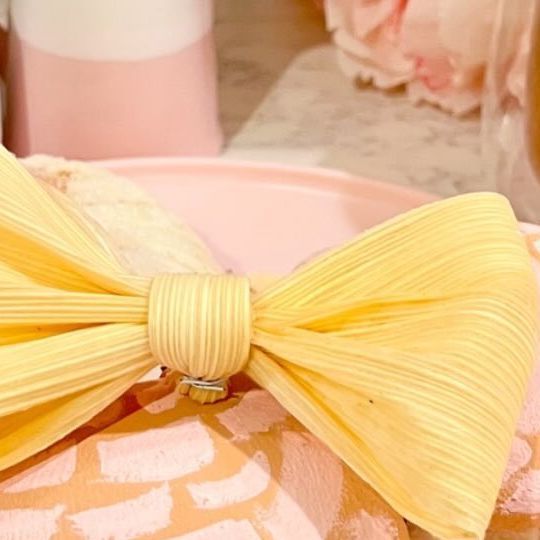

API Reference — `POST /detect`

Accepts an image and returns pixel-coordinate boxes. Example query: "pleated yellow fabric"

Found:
[0,145,537,539]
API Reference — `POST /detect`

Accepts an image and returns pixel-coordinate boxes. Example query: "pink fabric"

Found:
[5,29,222,159]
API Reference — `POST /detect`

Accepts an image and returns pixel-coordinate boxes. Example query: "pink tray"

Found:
[95,157,436,274]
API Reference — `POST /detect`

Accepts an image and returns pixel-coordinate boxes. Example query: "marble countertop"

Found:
[216,0,485,198]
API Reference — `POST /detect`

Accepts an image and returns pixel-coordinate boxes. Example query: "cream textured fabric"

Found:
[22,155,220,277]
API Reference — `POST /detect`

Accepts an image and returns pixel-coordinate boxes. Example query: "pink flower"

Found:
[324,0,415,88]
[324,0,531,115]
[400,0,499,114]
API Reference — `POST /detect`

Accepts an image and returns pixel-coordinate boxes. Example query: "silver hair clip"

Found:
[181,376,227,392]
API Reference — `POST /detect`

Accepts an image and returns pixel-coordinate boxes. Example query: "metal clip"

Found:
[181,376,227,392]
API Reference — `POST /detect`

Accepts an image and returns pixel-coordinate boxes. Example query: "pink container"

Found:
[5,0,222,159]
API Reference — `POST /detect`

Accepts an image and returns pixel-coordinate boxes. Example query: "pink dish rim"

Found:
[90,156,439,205]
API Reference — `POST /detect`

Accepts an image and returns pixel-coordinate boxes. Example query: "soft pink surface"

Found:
[6,31,222,159]
[187,450,271,509]
[144,390,181,415]
[501,470,540,515]
[2,447,77,493]
[96,157,436,274]
[346,510,398,539]
[96,417,214,483]
[217,390,288,440]
[0,505,64,540]
[258,431,343,539]
[67,484,173,540]
[502,438,533,485]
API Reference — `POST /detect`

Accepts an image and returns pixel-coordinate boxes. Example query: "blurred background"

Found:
[216,0,482,197]
[0,0,535,209]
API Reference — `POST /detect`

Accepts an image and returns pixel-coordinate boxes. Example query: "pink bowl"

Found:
[94,157,436,274]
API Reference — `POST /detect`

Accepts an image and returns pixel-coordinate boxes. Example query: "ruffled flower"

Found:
[325,0,415,89]
[324,0,531,115]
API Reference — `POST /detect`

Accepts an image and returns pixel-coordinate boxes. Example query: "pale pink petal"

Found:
[406,79,481,115]
[187,451,270,509]
[171,519,261,540]
[217,390,288,440]
[414,56,453,91]
[258,431,343,539]
[400,0,447,58]
[325,0,404,37]
[401,0,465,103]
[351,0,403,38]
[402,0,530,115]
[333,28,414,88]
[325,0,414,88]
[502,438,533,484]
[2,447,76,493]
[324,0,354,32]
[97,417,214,482]
[68,483,172,540]
[500,470,540,515]
[438,0,498,65]
[0,505,64,540]
[345,510,398,539]
[402,0,504,65]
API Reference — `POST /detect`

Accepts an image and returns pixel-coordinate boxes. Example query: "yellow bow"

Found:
[0,146,536,539]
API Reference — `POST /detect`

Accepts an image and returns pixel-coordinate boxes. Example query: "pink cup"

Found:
[5,0,222,159]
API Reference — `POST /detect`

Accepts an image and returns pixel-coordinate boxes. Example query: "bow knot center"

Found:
[148,274,252,403]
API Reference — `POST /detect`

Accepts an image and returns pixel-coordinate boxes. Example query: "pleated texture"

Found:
[148,273,252,403]
[0,145,536,539]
